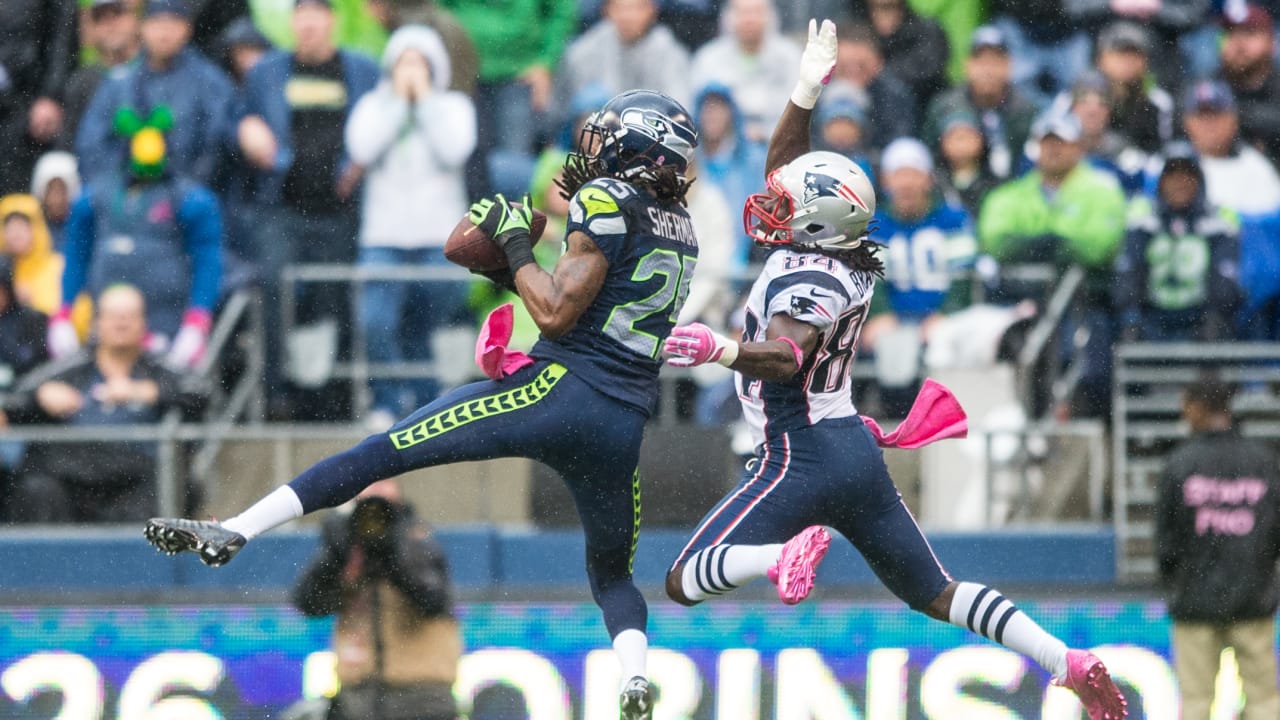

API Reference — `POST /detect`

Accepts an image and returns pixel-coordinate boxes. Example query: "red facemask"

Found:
[743,169,795,245]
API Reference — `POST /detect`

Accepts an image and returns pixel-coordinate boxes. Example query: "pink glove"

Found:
[663,322,739,368]
[166,308,212,370]
[46,305,80,358]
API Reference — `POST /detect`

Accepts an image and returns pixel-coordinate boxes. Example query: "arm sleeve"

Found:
[177,187,224,312]
[977,183,1028,261]
[566,179,633,266]
[388,523,453,618]
[60,192,97,307]
[344,88,410,167]
[416,92,477,169]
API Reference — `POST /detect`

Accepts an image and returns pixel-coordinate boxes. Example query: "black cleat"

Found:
[144,518,246,567]
[619,676,654,720]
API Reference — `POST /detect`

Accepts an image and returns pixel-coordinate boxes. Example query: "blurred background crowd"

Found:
[1,0,1279,523]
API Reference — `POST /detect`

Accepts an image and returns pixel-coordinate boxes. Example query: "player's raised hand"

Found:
[663,323,740,368]
[792,19,838,110]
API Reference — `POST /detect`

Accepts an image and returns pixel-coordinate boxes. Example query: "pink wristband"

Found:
[778,336,805,369]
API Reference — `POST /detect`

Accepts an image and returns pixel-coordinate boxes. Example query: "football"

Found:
[445,203,548,272]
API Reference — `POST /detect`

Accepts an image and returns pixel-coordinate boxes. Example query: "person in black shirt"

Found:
[1157,376,1280,719]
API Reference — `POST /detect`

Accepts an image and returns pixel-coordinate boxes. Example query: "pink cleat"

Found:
[767,525,831,605]
[1055,649,1127,720]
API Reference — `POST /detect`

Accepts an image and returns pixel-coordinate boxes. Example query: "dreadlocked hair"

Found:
[821,242,884,278]
[555,153,695,206]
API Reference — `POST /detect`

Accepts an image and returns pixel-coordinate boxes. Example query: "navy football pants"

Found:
[288,361,648,637]
[672,416,952,610]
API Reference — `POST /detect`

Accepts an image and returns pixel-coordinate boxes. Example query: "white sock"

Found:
[947,582,1068,679]
[680,544,785,602]
[613,629,648,684]
[219,486,305,540]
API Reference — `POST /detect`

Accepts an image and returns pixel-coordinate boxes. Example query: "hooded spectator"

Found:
[692,83,766,269]
[0,194,63,316]
[30,152,80,250]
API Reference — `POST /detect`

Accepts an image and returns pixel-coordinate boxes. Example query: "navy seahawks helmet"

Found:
[575,90,698,182]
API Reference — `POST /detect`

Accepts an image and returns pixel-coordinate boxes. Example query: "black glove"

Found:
[471,267,519,295]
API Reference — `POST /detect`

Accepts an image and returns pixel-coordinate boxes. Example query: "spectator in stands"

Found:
[441,0,575,195]
[236,0,378,419]
[830,23,916,153]
[814,91,873,176]
[1,284,207,523]
[933,110,998,217]
[216,16,272,85]
[861,138,975,415]
[0,194,63,317]
[293,479,460,720]
[658,0,721,50]
[183,0,249,59]
[692,83,767,271]
[986,0,1090,107]
[1058,71,1146,195]
[924,25,1038,181]
[0,255,47,510]
[1092,21,1174,154]
[1217,4,1280,162]
[979,111,1126,416]
[346,25,475,430]
[1157,376,1280,720]
[854,0,950,114]
[30,151,80,251]
[54,120,223,371]
[62,0,141,152]
[1079,0,1217,91]
[1117,143,1242,343]
[365,0,478,96]
[0,0,76,196]
[76,0,234,185]
[1180,79,1280,339]
[559,0,691,110]
[690,0,800,143]
[0,254,47,400]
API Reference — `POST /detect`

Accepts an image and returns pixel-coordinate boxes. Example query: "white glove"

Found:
[791,19,838,110]
[166,308,212,370]
[663,323,740,368]
[47,306,80,358]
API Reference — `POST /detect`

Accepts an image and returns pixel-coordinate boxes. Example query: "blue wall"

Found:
[0,526,1115,593]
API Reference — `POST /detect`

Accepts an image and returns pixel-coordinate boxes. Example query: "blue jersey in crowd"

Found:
[874,201,976,321]
[531,177,699,415]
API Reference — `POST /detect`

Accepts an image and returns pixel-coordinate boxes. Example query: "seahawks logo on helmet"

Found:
[619,107,694,164]
[803,171,871,212]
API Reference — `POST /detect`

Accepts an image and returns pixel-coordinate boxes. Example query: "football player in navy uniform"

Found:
[145,89,699,719]
[661,20,1127,720]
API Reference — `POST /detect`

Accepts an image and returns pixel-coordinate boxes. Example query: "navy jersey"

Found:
[532,178,699,414]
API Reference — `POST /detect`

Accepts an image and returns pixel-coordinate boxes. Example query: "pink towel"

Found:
[475,303,534,380]
[860,378,968,449]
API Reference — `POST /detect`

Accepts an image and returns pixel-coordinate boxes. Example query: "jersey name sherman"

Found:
[646,206,696,246]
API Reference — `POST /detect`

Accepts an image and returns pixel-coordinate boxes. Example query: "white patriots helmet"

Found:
[743,150,876,250]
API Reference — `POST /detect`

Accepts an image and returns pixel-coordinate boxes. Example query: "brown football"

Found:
[444,203,548,272]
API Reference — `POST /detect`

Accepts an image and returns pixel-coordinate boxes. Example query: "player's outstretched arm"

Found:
[515,230,608,339]
[664,314,818,382]
[766,18,837,174]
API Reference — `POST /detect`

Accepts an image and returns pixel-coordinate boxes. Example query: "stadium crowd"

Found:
[1,0,1280,521]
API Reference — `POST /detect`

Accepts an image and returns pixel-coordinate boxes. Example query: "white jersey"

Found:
[737,249,875,446]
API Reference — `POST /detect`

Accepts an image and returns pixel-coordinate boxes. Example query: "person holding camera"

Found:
[292,480,460,720]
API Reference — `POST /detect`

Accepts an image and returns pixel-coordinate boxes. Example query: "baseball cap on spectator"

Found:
[1098,21,1150,55]
[939,109,980,136]
[881,137,934,174]
[1032,111,1082,143]
[144,0,190,19]
[969,25,1008,55]
[1183,79,1236,113]
[295,0,333,7]
[1071,70,1112,103]
[817,94,867,128]
[91,0,127,9]
[1222,3,1273,33]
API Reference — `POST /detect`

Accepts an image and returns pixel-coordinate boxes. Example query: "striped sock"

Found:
[680,544,784,602]
[947,582,1068,679]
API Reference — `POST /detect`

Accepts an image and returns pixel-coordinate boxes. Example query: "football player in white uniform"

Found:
[660,19,1127,720]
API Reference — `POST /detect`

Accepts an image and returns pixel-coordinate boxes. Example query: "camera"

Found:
[349,496,397,567]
